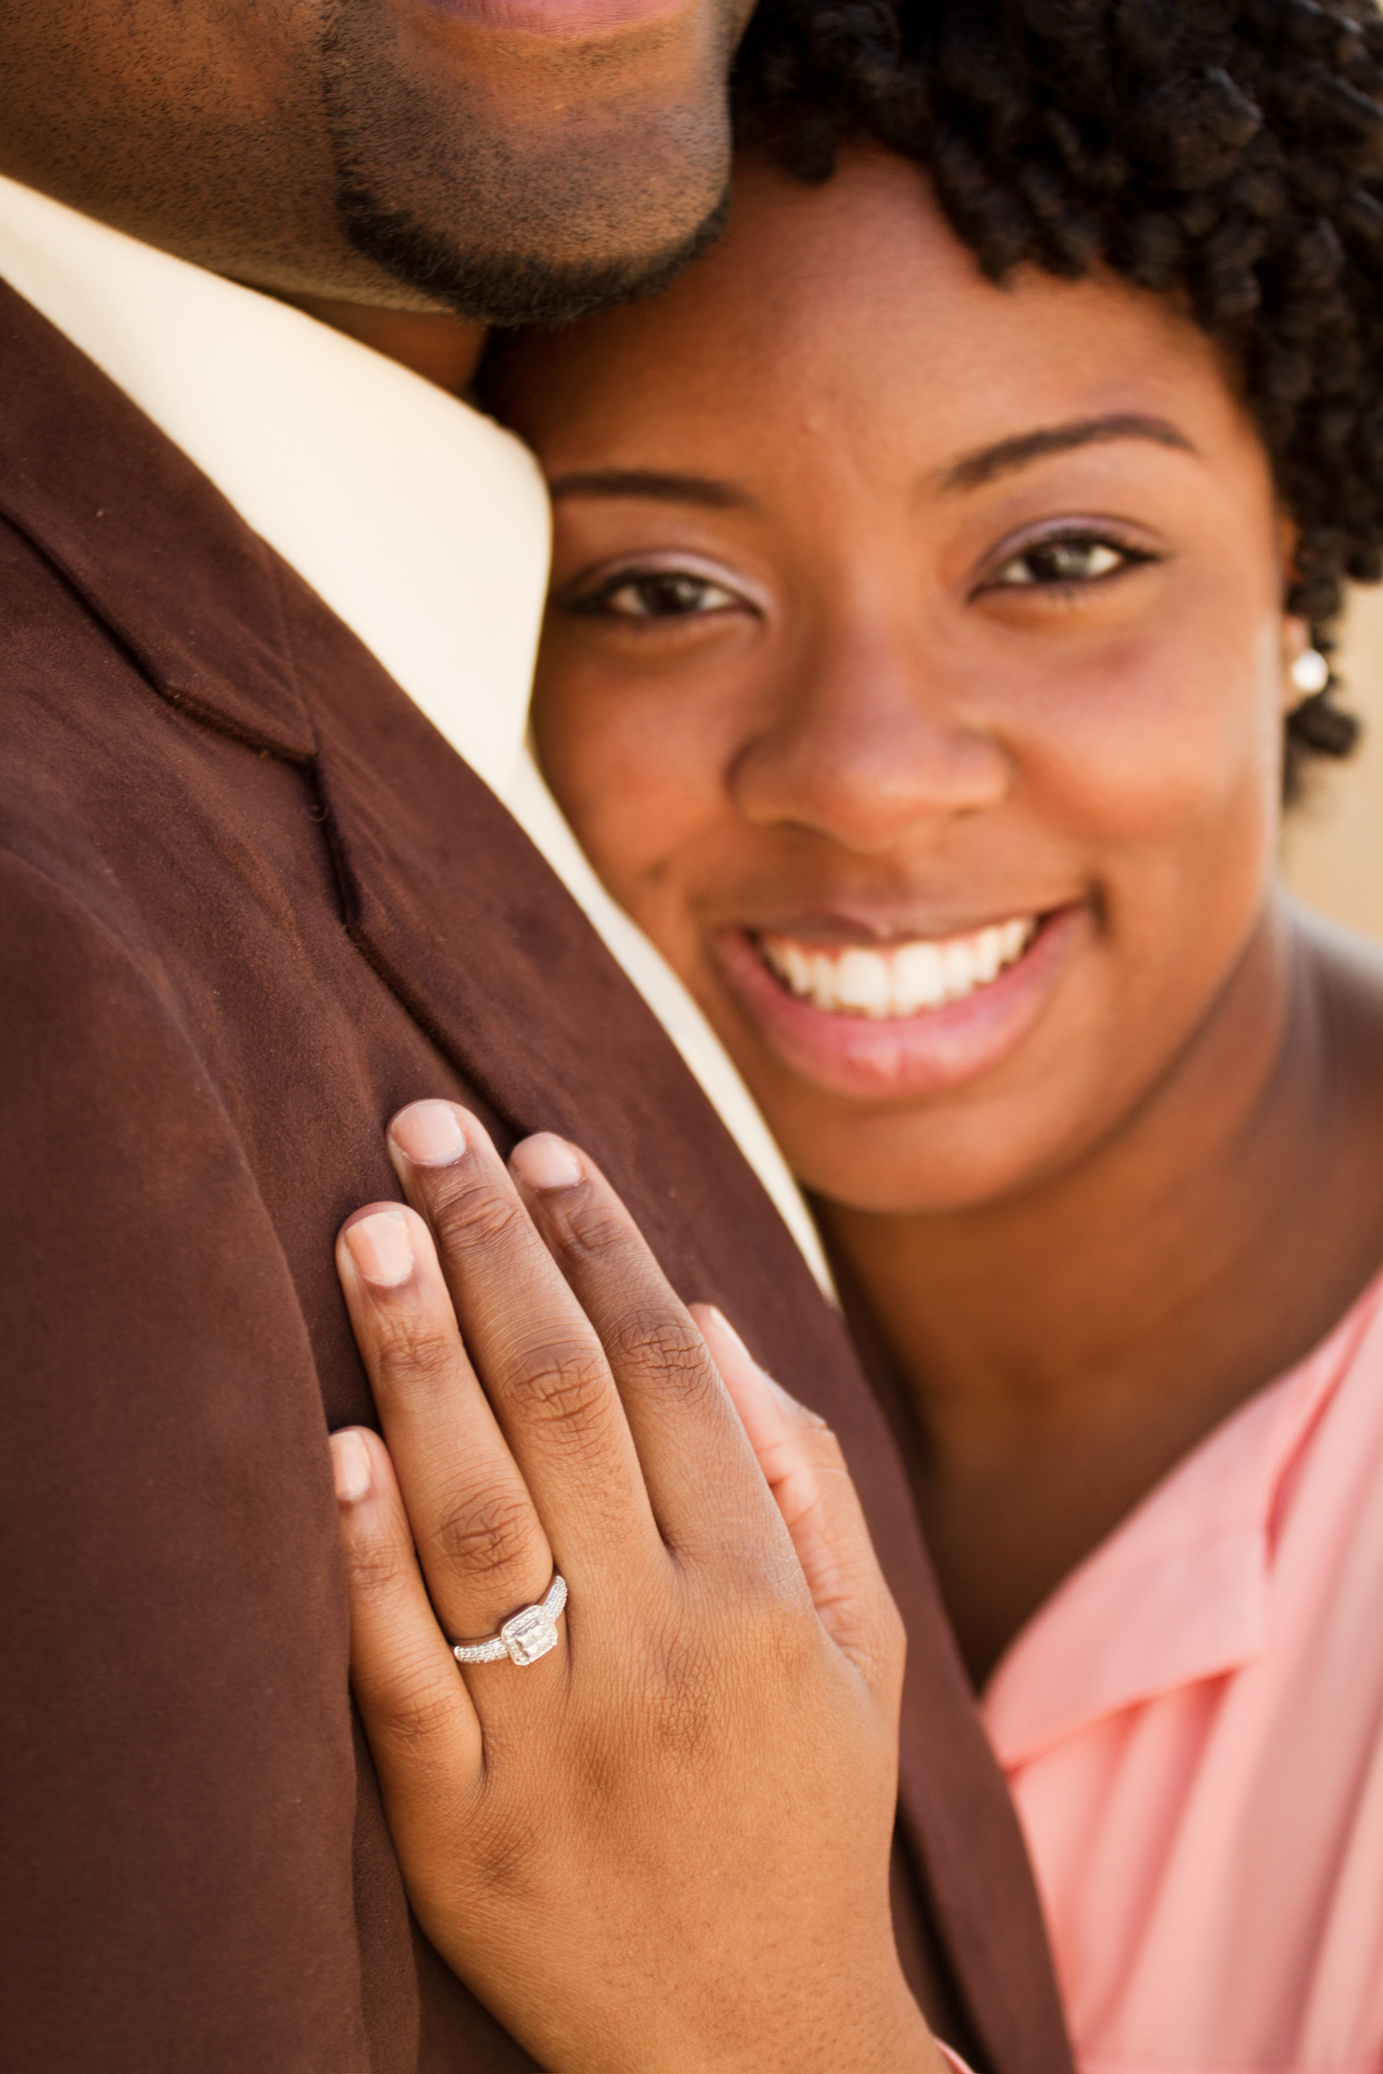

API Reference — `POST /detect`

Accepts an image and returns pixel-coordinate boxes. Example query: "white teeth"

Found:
[782,942,814,998]
[974,926,1003,984]
[811,951,839,1012]
[942,941,974,999]
[894,939,946,1010]
[759,916,1038,1019]
[835,946,893,1015]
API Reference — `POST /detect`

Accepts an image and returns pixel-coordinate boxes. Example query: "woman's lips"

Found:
[714,907,1080,1099]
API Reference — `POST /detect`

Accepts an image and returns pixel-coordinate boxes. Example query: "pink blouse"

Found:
[981,1268,1383,2074]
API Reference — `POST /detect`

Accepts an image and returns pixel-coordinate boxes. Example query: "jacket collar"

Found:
[0,280,313,760]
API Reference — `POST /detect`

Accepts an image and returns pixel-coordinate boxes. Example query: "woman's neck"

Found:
[818,898,1383,1684]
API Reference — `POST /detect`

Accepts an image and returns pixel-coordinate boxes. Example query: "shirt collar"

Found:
[0,171,549,800]
[983,1270,1383,1768]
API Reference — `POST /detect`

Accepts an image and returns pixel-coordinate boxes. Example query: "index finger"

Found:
[386,1103,661,1576]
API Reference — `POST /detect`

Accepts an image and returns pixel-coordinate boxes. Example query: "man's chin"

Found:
[318,0,742,326]
[334,180,731,328]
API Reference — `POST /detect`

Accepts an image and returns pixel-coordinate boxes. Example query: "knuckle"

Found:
[554,1203,639,1270]
[345,1533,416,1603]
[431,1184,529,1260]
[431,1487,538,1581]
[606,1309,716,1409]
[514,1334,614,1435]
[373,1313,459,1395]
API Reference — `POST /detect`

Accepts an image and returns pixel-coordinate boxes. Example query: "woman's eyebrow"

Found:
[547,468,751,510]
[941,413,1199,491]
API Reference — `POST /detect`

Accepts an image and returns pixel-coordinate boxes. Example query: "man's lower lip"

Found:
[419,0,693,37]
[714,910,1080,1100]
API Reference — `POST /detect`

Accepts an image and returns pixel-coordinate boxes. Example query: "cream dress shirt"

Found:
[0,174,829,1293]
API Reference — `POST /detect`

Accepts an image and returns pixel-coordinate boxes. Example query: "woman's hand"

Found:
[330,1099,940,2074]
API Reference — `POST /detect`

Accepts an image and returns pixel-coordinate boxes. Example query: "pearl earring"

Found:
[1290,647,1330,695]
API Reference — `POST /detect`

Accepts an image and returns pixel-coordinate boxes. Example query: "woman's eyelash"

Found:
[980,532,1159,593]
[564,569,742,620]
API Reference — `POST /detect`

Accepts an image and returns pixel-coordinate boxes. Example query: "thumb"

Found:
[691,1304,903,1683]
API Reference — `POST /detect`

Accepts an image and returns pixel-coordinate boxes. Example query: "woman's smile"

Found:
[756,917,1037,1016]
[713,908,1074,1100]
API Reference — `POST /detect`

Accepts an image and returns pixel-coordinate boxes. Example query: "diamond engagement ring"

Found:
[451,1574,568,1667]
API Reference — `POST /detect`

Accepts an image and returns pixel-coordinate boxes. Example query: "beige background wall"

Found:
[1282,585,1383,941]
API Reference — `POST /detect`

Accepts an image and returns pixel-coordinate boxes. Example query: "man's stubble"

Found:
[0,0,744,322]
[320,0,736,325]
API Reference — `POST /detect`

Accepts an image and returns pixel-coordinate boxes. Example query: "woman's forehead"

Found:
[495,149,1240,473]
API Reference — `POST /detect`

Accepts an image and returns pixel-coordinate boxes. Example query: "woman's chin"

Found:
[711,904,1082,1105]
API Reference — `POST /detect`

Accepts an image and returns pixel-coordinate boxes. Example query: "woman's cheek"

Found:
[533,658,728,913]
[1030,646,1282,1045]
[1005,610,1281,856]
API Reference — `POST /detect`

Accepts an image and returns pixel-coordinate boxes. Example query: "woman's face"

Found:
[498,150,1300,1215]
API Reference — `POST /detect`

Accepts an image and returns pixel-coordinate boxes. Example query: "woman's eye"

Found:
[571,571,740,620]
[987,537,1144,590]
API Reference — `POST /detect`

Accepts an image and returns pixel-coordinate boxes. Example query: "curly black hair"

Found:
[732,0,1383,787]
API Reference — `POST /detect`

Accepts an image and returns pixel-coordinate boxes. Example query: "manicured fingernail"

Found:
[391,1101,467,1168]
[332,1429,372,1503]
[344,1209,414,1287]
[510,1133,583,1192]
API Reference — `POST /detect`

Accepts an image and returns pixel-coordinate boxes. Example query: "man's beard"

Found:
[332,174,731,329]
[320,0,738,328]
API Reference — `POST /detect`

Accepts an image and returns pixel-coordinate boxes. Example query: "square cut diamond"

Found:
[502,1606,559,1665]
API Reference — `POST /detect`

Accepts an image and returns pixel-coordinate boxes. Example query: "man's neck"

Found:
[285,294,487,393]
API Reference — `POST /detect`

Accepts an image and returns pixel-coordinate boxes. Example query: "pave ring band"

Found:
[452,1574,568,1667]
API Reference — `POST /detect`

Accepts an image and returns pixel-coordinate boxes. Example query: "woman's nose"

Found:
[730,627,1010,855]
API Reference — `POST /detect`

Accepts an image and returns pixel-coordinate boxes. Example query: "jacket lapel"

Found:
[0,283,312,762]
